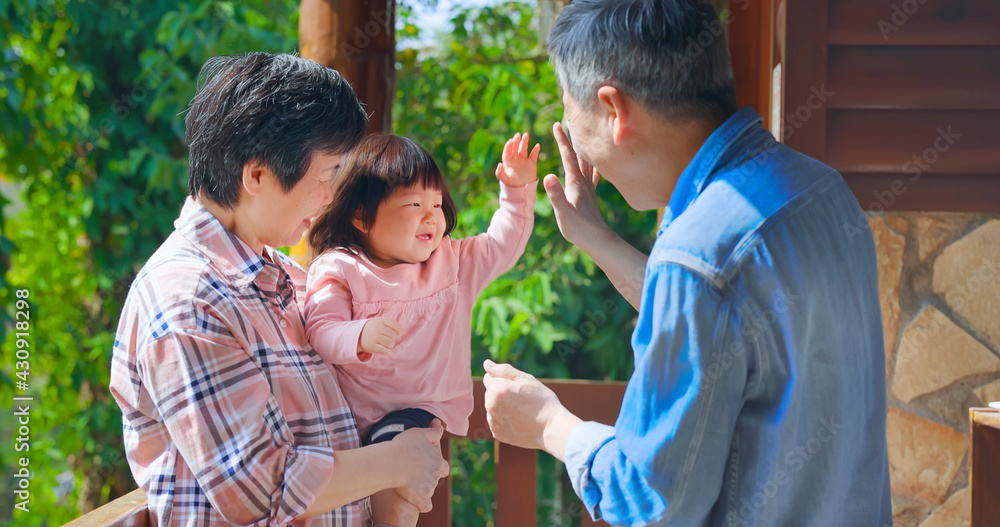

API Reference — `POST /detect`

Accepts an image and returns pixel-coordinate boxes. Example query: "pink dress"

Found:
[304,181,537,436]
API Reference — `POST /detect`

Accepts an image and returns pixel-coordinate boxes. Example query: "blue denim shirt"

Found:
[564,108,892,526]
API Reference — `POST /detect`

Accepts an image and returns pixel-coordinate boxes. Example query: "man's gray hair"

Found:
[549,0,737,122]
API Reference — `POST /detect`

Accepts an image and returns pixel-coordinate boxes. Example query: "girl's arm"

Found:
[458,133,539,289]
[304,264,376,364]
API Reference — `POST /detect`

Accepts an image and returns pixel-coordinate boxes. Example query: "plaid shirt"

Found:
[110,197,363,526]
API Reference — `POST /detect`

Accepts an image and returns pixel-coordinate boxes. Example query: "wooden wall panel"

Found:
[845,173,1000,213]
[785,0,1000,211]
[828,0,1000,46]
[825,109,1000,173]
[826,46,1000,110]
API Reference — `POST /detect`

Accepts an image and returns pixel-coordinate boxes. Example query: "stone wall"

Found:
[869,213,1000,527]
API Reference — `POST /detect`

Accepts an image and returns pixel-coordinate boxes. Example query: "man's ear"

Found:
[596,86,630,145]
[241,159,270,197]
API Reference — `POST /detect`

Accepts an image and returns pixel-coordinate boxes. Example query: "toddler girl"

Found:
[304,132,538,526]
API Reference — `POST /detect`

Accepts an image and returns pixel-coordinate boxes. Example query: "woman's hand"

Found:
[495,132,541,188]
[359,317,402,356]
[391,419,450,512]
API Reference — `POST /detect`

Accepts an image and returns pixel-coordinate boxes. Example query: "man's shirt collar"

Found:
[663,107,769,233]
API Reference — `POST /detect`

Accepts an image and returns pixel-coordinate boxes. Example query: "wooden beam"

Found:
[299,0,396,134]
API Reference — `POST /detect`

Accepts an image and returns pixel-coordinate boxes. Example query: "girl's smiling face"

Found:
[355,185,446,268]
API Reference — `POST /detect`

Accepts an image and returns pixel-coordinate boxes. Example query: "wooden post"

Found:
[417,439,453,527]
[496,441,538,527]
[293,0,396,265]
[298,0,396,135]
[727,0,776,131]
[971,407,1000,526]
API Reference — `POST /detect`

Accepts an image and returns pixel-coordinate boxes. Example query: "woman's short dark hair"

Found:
[549,0,737,123]
[309,134,458,259]
[185,52,368,209]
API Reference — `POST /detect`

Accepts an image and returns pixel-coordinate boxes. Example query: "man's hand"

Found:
[543,122,612,249]
[391,419,450,512]
[544,122,648,310]
[359,317,402,356]
[483,360,582,461]
[495,132,541,188]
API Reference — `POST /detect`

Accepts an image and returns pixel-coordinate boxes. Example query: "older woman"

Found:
[109,53,448,526]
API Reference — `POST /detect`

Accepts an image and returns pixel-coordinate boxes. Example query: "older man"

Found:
[483,1,892,525]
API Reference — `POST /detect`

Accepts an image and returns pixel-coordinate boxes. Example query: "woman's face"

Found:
[357,185,446,268]
[249,152,341,250]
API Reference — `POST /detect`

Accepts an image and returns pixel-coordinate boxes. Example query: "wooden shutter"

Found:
[783,0,1000,212]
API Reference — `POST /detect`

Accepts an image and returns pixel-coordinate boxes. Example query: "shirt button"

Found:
[310,370,317,379]
[279,319,288,328]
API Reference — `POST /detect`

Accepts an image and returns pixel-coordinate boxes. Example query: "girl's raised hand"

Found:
[495,132,541,188]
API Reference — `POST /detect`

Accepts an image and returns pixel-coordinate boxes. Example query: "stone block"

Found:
[886,408,967,504]
[919,486,970,527]
[888,214,910,236]
[893,306,1000,403]
[892,493,931,527]
[932,220,1000,348]
[870,216,907,380]
[915,216,952,262]
[974,378,1000,406]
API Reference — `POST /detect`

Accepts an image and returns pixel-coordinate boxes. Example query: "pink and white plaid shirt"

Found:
[110,197,363,526]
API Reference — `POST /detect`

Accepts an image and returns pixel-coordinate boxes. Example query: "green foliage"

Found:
[0,0,299,523]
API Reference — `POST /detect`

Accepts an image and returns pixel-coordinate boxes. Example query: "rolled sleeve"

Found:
[565,421,615,518]
[269,445,335,525]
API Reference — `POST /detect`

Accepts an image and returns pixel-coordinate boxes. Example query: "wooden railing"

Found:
[63,487,147,527]
[65,378,626,527]
[970,407,1000,527]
